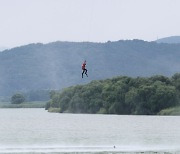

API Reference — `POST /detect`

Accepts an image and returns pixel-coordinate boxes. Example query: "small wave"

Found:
[0,146,180,154]
[0,146,115,153]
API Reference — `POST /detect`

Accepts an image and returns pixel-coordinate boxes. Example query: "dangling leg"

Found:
[85,69,88,77]
[82,70,85,78]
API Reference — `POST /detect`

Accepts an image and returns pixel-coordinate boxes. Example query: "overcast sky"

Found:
[0,0,180,48]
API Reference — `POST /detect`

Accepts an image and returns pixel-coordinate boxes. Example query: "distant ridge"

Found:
[0,47,8,51]
[0,40,180,96]
[156,36,180,44]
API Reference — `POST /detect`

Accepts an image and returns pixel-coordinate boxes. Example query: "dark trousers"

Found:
[82,69,88,78]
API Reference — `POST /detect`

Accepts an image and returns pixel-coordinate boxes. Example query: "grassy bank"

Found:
[158,106,180,115]
[0,101,47,108]
[48,107,61,113]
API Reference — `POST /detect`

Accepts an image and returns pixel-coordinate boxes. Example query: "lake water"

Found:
[0,109,180,154]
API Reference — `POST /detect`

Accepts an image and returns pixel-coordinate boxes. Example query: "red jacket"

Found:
[82,62,86,70]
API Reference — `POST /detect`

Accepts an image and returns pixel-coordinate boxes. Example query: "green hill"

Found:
[46,73,180,115]
[0,40,180,97]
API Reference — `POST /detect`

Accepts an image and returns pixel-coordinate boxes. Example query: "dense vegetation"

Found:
[1,40,180,97]
[46,73,180,115]
[11,93,25,104]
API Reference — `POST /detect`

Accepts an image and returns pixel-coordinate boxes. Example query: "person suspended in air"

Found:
[82,60,88,78]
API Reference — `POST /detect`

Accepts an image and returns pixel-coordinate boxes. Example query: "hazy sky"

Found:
[0,0,180,48]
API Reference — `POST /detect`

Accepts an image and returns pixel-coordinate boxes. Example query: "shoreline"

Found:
[1,151,180,154]
[0,146,180,154]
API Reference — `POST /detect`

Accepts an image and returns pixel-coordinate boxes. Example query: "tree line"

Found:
[46,73,180,115]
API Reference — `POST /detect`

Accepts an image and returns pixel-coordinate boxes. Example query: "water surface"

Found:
[0,109,180,153]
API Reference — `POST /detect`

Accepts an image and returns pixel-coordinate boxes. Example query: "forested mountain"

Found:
[156,36,180,44]
[46,74,180,115]
[0,40,180,96]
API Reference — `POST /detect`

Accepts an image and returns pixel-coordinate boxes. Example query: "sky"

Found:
[0,0,180,48]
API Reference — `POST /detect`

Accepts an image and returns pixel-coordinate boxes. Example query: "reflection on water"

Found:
[0,109,180,153]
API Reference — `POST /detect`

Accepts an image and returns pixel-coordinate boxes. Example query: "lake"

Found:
[0,109,180,154]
